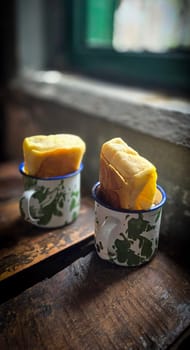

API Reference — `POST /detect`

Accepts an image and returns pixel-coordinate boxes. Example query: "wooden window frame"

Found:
[67,0,190,93]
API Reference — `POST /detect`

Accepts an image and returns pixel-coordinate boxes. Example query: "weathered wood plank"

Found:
[0,197,94,281]
[0,251,190,350]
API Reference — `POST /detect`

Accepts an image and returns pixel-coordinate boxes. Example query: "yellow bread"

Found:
[99,138,157,210]
[23,134,86,177]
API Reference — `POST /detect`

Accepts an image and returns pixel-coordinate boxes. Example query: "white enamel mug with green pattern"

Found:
[19,162,83,228]
[92,182,166,267]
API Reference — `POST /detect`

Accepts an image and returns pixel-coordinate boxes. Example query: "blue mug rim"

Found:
[92,181,167,213]
[19,162,84,180]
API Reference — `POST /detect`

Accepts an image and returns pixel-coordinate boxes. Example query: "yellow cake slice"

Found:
[23,134,86,177]
[99,137,157,210]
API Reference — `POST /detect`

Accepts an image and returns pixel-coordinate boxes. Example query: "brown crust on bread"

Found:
[99,155,130,209]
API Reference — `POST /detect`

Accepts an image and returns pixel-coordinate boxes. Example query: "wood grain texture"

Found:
[0,197,94,281]
[1,163,190,349]
[0,251,190,350]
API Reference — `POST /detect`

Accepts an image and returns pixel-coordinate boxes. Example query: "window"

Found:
[16,0,190,93]
[69,0,190,92]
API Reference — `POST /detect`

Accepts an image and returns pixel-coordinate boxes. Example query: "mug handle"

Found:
[22,189,39,223]
[99,216,120,258]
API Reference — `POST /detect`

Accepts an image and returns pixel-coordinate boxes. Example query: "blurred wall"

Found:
[0,1,17,161]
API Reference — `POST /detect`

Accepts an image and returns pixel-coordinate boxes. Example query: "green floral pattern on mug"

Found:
[32,180,66,225]
[20,178,80,227]
[19,162,83,228]
[95,210,161,266]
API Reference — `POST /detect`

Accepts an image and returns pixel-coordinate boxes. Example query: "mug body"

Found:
[92,182,166,267]
[19,162,83,228]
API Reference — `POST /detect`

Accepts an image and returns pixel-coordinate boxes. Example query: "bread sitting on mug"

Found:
[23,134,86,177]
[99,137,158,210]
